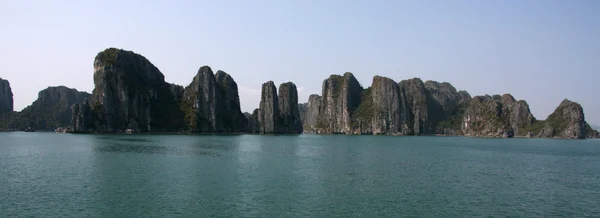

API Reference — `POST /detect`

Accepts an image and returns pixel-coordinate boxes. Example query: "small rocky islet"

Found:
[0,48,597,139]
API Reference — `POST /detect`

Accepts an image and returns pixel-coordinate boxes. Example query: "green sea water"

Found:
[1,132,600,217]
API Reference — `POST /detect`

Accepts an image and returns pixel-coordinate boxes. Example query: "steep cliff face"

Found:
[313,75,475,136]
[537,99,590,139]
[71,99,99,132]
[278,82,303,133]
[424,81,466,113]
[169,83,184,102]
[462,94,535,137]
[398,78,430,135]
[0,78,13,113]
[302,94,321,132]
[180,67,248,132]
[245,109,260,134]
[317,73,362,134]
[11,86,90,130]
[425,81,471,135]
[215,71,247,132]
[367,76,408,135]
[258,81,279,134]
[298,103,307,127]
[90,48,184,132]
[182,66,220,132]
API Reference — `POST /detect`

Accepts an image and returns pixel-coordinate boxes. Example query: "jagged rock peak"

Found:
[278,82,303,133]
[215,69,247,132]
[182,65,248,132]
[94,48,166,83]
[258,81,279,134]
[10,86,91,131]
[398,78,430,135]
[537,99,588,139]
[463,94,535,138]
[317,72,362,134]
[0,78,14,113]
[369,76,407,135]
[91,48,184,132]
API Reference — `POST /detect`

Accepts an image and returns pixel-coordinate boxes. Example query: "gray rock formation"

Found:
[215,70,248,132]
[302,94,321,132]
[298,102,307,127]
[278,82,303,133]
[90,48,185,132]
[71,99,98,132]
[181,67,248,133]
[11,86,90,131]
[368,76,408,135]
[317,73,362,134]
[0,78,13,113]
[462,94,535,137]
[537,99,589,139]
[169,83,184,102]
[398,78,431,135]
[258,81,279,134]
[182,66,221,132]
[425,81,467,113]
[245,109,260,134]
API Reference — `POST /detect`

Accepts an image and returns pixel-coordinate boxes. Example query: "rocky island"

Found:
[0,48,597,139]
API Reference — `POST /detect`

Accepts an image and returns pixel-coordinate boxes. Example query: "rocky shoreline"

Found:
[0,48,598,139]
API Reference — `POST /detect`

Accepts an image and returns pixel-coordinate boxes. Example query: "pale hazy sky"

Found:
[1,0,599,124]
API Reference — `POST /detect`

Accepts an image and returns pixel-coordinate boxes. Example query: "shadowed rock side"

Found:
[215,70,248,132]
[71,48,247,133]
[537,99,594,139]
[317,73,362,134]
[0,78,13,113]
[181,66,220,132]
[398,78,431,135]
[298,103,307,127]
[258,81,279,134]
[4,86,91,131]
[368,76,409,135]
[462,94,536,138]
[302,94,321,132]
[278,82,303,133]
[179,67,248,132]
[77,48,185,132]
[245,109,260,134]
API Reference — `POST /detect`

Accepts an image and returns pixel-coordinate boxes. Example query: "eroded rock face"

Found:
[215,70,247,132]
[180,67,248,133]
[369,76,406,135]
[91,48,184,132]
[537,99,588,139]
[0,78,13,113]
[317,73,362,134]
[425,81,465,114]
[399,78,430,135]
[245,109,260,134]
[462,94,535,137]
[10,86,90,131]
[71,99,98,132]
[298,102,307,128]
[277,82,302,133]
[182,66,220,132]
[258,81,279,134]
[302,94,321,132]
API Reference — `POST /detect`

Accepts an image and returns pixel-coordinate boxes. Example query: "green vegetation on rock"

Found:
[351,87,373,128]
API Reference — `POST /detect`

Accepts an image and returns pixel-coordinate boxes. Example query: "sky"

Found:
[1,0,599,124]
